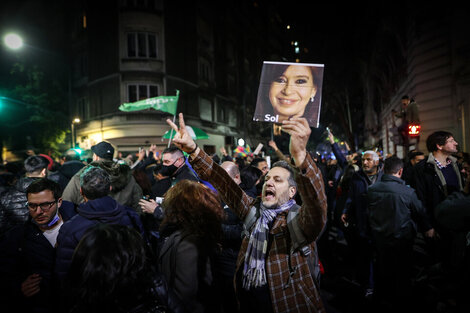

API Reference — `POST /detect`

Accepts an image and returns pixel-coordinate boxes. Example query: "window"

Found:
[228,108,237,127]
[127,32,157,58]
[199,98,213,121]
[127,84,159,102]
[199,58,212,82]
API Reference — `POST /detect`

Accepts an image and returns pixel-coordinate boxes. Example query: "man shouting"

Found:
[167,114,327,313]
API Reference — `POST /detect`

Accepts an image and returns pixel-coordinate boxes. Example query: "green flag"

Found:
[119,90,179,115]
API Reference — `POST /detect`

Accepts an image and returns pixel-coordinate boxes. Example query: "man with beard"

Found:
[166,113,327,313]
[341,150,383,299]
[411,131,463,308]
[0,179,76,313]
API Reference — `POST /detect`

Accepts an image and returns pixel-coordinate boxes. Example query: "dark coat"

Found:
[343,167,383,238]
[0,176,40,238]
[48,160,85,193]
[411,154,462,230]
[435,191,470,272]
[367,174,428,241]
[170,164,199,187]
[331,142,348,169]
[158,228,217,313]
[62,159,143,212]
[0,201,76,313]
[54,196,144,286]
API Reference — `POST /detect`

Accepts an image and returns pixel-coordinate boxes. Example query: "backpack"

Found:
[242,203,322,287]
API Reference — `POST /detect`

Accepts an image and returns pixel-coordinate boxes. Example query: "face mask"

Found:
[160,159,179,177]
[32,207,60,228]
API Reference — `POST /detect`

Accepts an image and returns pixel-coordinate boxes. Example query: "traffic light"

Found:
[408,124,421,137]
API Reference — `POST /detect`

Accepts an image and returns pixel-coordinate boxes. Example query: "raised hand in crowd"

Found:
[166,113,198,154]
[220,146,228,156]
[268,140,279,151]
[137,147,147,161]
[149,144,160,161]
[327,127,335,145]
[280,117,311,167]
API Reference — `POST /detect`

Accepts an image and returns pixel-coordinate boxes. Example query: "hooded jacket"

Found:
[54,196,144,286]
[62,159,143,211]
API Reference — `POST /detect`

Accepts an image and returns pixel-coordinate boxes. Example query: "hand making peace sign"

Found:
[166,113,197,153]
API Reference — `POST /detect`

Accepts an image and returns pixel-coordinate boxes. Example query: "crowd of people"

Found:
[0,113,469,313]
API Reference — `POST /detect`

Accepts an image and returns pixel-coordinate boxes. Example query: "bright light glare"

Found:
[4,33,23,50]
[73,118,81,123]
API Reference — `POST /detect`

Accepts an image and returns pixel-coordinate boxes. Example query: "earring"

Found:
[311,96,315,102]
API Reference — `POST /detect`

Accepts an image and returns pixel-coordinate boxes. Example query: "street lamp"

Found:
[3,31,74,149]
[71,118,80,148]
[3,33,23,50]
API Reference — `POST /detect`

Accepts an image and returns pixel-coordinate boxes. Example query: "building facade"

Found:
[69,0,288,156]
[378,7,470,158]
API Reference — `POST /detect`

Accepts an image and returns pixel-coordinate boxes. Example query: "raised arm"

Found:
[281,118,328,241]
[166,114,254,220]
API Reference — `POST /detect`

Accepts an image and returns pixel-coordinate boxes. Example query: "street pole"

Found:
[71,122,75,148]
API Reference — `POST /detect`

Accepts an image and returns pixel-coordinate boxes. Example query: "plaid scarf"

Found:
[242,199,296,290]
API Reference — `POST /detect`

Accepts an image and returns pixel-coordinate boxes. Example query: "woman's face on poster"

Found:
[268,65,317,120]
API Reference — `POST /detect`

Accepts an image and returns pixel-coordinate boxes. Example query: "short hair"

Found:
[401,95,410,100]
[80,167,111,200]
[251,157,266,168]
[162,146,184,159]
[239,165,263,190]
[362,150,379,161]
[408,150,424,161]
[271,160,297,188]
[26,178,62,200]
[384,156,404,175]
[426,131,453,152]
[24,156,48,174]
[212,154,221,165]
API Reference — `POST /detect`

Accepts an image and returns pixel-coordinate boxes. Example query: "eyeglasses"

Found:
[27,201,57,211]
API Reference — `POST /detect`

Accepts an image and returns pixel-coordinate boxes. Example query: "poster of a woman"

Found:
[253,61,324,128]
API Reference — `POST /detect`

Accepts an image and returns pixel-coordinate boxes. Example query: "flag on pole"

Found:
[119,90,179,115]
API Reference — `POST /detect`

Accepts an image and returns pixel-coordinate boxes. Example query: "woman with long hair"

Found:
[158,180,224,313]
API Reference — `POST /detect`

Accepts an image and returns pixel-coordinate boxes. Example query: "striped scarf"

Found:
[242,199,296,290]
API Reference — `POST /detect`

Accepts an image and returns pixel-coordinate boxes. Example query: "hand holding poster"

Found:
[253,61,324,128]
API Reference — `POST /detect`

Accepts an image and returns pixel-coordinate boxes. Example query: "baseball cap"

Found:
[91,141,115,160]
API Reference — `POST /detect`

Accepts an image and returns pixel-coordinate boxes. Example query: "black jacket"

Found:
[367,174,428,240]
[48,160,85,193]
[0,201,77,313]
[0,176,40,238]
[411,154,462,230]
[343,167,383,238]
[55,196,144,286]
